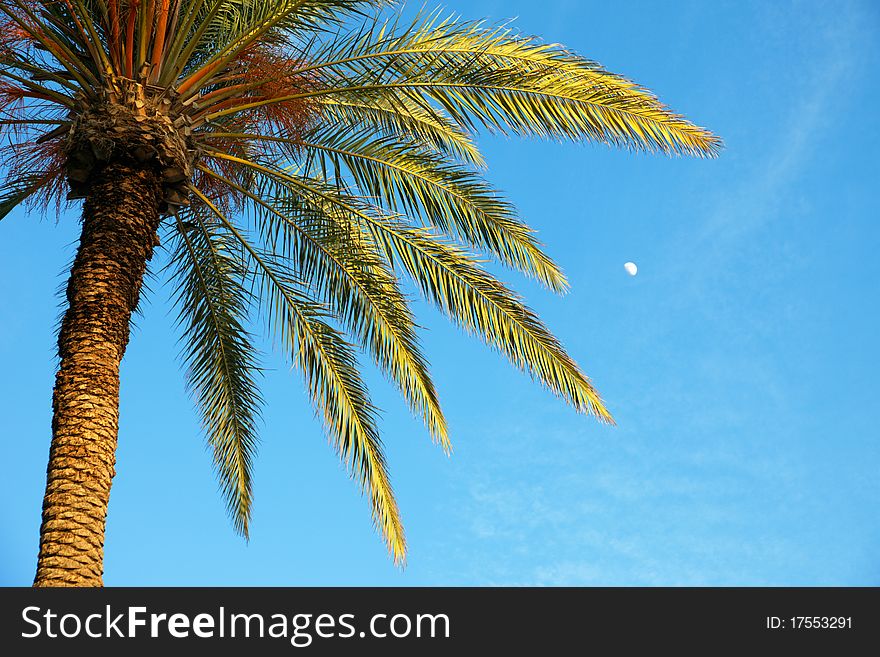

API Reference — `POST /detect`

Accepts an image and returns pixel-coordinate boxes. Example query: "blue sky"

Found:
[2,0,879,586]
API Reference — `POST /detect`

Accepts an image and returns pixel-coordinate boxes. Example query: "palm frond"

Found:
[169,209,263,537]
[365,214,614,424]
[197,160,449,448]
[174,1,388,94]
[207,11,721,156]
[318,95,485,167]
[0,172,56,222]
[190,185,406,563]
[298,125,567,291]
[204,154,614,423]
[0,1,101,91]
[202,129,565,291]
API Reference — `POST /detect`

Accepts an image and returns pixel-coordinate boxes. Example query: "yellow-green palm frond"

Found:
[206,10,720,156]
[299,126,568,292]
[209,154,613,423]
[196,161,449,449]
[340,11,721,154]
[318,95,485,167]
[204,127,567,292]
[168,208,263,537]
[366,217,614,423]
[173,0,388,93]
[190,186,406,562]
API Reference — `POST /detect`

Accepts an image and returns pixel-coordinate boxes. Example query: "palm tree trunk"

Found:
[34,162,163,587]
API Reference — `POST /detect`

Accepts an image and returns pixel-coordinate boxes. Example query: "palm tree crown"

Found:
[1,0,720,566]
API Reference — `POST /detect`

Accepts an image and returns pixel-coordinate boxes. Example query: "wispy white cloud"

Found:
[672,3,866,288]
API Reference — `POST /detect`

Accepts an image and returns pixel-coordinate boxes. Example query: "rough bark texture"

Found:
[34,162,162,587]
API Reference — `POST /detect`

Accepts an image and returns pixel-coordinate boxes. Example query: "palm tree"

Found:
[0,0,719,586]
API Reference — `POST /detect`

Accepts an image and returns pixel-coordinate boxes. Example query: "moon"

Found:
[624,262,638,276]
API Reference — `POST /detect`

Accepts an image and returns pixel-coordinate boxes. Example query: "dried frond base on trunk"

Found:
[65,78,195,213]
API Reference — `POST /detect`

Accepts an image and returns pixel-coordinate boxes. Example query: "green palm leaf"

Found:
[205,128,566,291]
[169,210,263,537]
[204,11,721,155]
[0,173,54,222]
[206,153,613,423]
[190,185,406,562]
[198,162,449,448]
[318,95,485,167]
